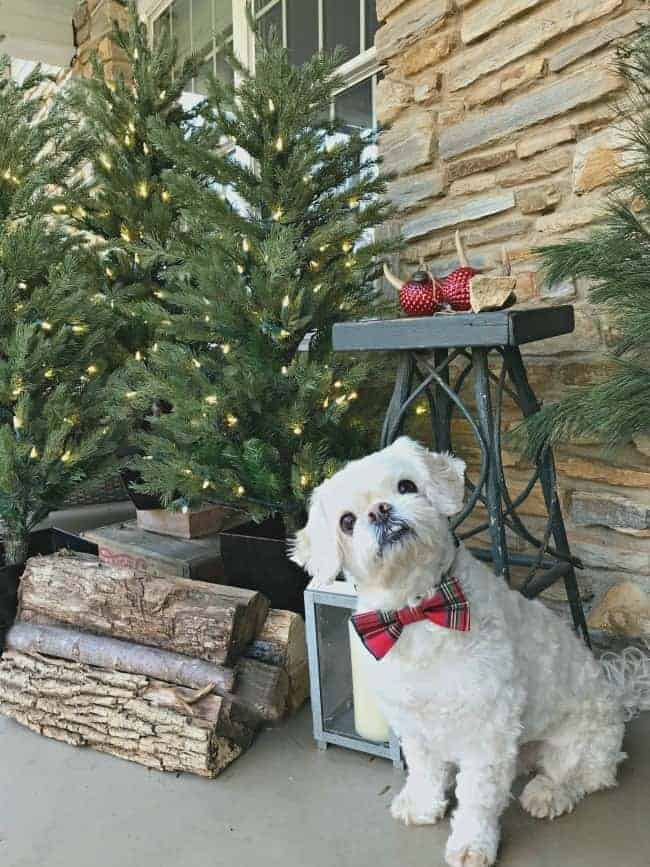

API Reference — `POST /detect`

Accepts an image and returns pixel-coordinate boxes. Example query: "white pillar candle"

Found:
[348,619,390,743]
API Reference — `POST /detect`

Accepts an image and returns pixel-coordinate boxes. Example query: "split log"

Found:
[469,275,516,313]
[6,622,288,723]
[283,661,309,715]
[235,658,288,722]
[245,609,309,714]
[0,650,248,777]
[17,552,269,665]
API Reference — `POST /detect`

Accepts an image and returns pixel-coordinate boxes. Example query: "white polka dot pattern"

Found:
[399,279,437,317]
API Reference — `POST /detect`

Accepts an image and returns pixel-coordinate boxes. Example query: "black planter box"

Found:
[0,563,23,652]
[119,467,164,511]
[219,516,308,614]
[0,528,97,651]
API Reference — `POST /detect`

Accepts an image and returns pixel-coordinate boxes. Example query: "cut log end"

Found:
[245,609,308,715]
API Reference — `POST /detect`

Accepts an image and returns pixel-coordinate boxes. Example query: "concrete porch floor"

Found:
[0,706,647,867]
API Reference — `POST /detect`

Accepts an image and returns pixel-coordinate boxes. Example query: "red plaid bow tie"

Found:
[351,576,470,660]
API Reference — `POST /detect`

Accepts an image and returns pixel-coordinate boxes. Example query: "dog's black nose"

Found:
[368,502,392,524]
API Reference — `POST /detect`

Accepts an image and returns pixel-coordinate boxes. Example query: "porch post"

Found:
[72,0,131,80]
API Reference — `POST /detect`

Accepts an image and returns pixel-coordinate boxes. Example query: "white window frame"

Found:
[142,0,239,98]
[142,0,380,118]
[140,0,381,301]
[252,0,378,81]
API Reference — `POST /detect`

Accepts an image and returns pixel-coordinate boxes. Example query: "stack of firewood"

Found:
[0,551,308,778]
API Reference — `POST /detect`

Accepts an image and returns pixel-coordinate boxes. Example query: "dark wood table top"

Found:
[332,305,574,351]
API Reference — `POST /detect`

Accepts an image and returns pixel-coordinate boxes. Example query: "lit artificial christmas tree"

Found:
[57,0,205,354]
[0,56,125,565]
[524,26,650,456]
[121,31,399,530]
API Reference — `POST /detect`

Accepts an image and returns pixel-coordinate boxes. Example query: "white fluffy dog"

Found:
[291,437,648,867]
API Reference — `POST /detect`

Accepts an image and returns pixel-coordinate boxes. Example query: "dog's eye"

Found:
[398,479,418,494]
[339,512,356,534]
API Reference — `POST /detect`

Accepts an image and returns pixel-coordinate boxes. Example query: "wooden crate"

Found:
[84,521,227,582]
[136,504,243,539]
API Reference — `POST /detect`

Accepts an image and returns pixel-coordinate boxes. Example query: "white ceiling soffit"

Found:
[0,0,78,67]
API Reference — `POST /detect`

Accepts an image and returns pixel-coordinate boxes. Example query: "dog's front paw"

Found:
[520,775,575,820]
[390,785,448,826]
[445,847,492,867]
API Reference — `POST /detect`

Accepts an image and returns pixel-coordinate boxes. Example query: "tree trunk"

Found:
[17,552,269,664]
[3,533,29,566]
[0,650,249,777]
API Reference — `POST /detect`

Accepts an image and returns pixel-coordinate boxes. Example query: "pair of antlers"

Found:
[383,230,511,290]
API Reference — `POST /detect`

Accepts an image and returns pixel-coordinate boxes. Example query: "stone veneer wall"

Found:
[375,0,650,639]
[72,0,130,80]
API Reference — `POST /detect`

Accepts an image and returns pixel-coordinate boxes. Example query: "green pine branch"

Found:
[521,24,650,458]
[54,0,209,355]
[0,56,129,561]
[118,19,402,520]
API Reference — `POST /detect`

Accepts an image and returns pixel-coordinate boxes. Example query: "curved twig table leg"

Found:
[381,352,415,448]
[503,346,590,645]
[472,348,509,582]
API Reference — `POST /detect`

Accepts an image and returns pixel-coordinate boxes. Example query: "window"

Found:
[255,0,377,61]
[286,0,318,66]
[150,0,380,126]
[254,0,379,133]
[335,75,374,132]
[152,0,234,95]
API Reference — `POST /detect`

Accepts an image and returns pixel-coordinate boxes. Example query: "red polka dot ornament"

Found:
[383,260,439,317]
[436,231,480,312]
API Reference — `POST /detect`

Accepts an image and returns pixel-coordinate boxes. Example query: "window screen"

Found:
[323,0,360,58]
[286,0,319,67]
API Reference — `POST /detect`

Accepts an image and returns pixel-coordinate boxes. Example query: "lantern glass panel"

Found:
[314,601,357,738]
[305,585,404,767]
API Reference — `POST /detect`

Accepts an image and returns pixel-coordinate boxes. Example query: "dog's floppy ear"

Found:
[289,483,342,586]
[391,437,466,517]
[422,450,466,516]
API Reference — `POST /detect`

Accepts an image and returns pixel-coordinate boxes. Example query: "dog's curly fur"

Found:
[291,437,645,867]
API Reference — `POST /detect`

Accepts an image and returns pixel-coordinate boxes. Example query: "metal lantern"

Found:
[304,580,403,767]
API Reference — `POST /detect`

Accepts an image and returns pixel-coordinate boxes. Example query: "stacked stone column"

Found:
[72,0,131,80]
[375,0,650,643]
